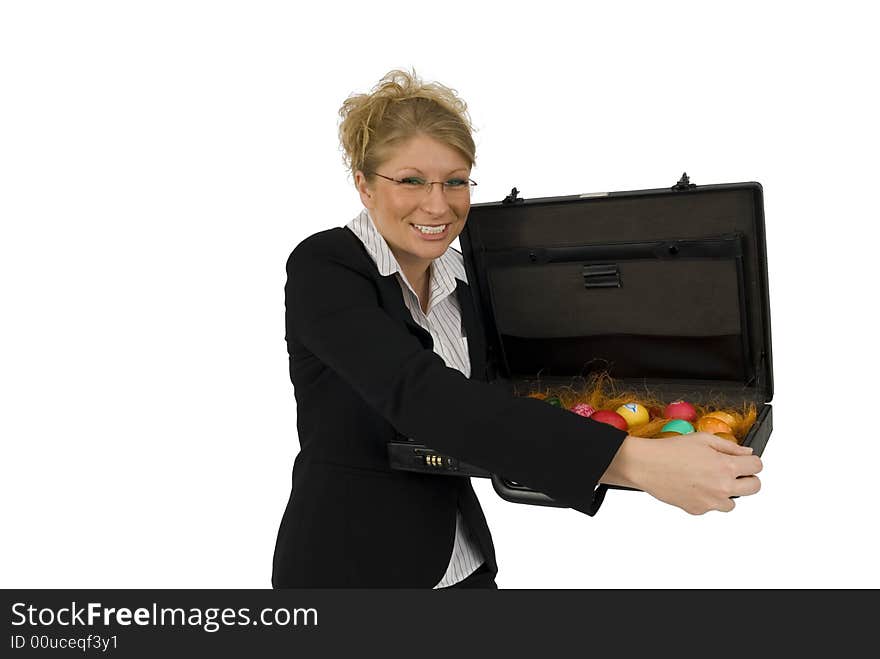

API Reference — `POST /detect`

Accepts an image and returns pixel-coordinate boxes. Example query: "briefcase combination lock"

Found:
[387,440,492,478]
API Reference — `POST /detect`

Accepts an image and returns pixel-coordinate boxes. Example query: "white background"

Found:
[2,1,878,589]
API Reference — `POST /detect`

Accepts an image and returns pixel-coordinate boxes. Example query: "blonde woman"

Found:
[271,69,763,588]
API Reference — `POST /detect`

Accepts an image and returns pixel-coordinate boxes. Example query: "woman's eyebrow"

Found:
[395,167,469,176]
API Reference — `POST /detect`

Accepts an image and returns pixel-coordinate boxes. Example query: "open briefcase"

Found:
[387,173,774,508]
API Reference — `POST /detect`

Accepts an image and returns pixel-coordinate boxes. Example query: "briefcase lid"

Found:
[458,174,773,402]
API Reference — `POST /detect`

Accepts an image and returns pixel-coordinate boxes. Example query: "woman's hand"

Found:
[601,432,763,514]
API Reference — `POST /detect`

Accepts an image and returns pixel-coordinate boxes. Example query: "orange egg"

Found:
[696,416,733,434]
[704,411,737,427]
[715,432,738,443]
[527,392,547,400]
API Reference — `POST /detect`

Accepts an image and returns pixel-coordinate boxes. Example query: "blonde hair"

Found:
[338,68,476,184]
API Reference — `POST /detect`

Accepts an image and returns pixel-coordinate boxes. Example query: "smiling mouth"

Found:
[411,223,449,233]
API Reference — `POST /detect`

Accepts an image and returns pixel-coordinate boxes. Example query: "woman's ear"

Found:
[354,170,374,209]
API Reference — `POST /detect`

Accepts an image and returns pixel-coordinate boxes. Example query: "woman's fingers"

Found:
[730,475,762,497]
[734,454,763,477]
[704,434,764,479]
[705,433,754,455]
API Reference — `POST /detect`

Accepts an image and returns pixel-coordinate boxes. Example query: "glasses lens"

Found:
[392,175,474,196]
[443,179,473,195]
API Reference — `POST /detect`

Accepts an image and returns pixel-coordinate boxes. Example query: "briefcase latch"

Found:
[672,172,697,191]
[502,187,524,204]
[583,263,621,288]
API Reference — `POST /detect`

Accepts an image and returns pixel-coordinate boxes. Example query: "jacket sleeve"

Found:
[285,237,628,516]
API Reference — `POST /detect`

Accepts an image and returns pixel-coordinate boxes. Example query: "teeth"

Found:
[414,224,447,234]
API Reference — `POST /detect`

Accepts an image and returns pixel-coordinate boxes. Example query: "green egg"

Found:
[661,419,695,435]
[544,395,562,407]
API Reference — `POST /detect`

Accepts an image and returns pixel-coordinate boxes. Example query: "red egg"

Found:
[589,410,629,431]
[664,400,697,422]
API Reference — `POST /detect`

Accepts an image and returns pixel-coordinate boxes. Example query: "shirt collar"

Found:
[345,207,468,295]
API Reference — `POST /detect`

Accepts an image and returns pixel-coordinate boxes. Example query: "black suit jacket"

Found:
[271,226,628,588]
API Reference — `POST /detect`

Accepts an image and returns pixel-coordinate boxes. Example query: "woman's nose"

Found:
[420,182,452,214]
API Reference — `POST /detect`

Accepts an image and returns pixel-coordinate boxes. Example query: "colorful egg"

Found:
[715,432,738,443]
[570,403,596,418]
[590,410,629,431]
[704,411,737,427]
[615,402,650,428]
[544,395,562,407]
[660,419,695,435]
[696,416,733,434]
[527,392,547,400]
[664,400,697,422]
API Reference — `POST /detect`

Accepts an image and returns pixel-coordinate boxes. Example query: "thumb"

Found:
[706,434,753,455]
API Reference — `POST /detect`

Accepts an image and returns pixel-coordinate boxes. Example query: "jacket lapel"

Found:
[345,228,489,383]
[374,274,429,335]
[374,272,488,383]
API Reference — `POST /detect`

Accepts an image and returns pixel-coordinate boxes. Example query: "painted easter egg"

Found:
[660,419,695,435]
[696,416,733,434]
[590,410,629,431]
[664,400,697,422]
[616,402,650,429]
[570,403,596,418]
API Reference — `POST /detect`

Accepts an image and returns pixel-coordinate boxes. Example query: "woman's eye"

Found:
[445,179,468,188]
[400,177,426,186]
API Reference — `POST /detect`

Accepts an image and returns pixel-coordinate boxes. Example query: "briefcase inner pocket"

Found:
[485,234,751,381]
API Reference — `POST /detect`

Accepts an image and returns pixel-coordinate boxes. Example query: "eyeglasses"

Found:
[368,171,477,197]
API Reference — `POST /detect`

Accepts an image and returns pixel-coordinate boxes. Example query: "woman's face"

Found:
[354,133,471,276]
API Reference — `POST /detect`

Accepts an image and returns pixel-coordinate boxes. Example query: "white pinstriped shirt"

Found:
[345,207,485,588]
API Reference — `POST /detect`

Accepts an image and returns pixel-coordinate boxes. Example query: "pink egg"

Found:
[664,400,697,422]
[570,403,596,418]
[589,410,629,431]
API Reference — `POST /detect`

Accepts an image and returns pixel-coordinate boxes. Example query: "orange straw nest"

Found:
[517,371,758,442]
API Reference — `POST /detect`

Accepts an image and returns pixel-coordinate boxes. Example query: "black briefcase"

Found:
[388,173,774,508]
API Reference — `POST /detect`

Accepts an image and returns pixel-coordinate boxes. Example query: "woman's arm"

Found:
[288,233,762,516]
[286,234,628,516]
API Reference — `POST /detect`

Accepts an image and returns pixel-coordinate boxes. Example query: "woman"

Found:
[271,69,763,589]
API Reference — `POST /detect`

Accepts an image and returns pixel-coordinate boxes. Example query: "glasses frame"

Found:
[367,171,478,195]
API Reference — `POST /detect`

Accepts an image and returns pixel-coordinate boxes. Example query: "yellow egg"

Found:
[616,402,650,429]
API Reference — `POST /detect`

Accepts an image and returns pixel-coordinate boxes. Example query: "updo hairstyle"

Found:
[337,68,477,185]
